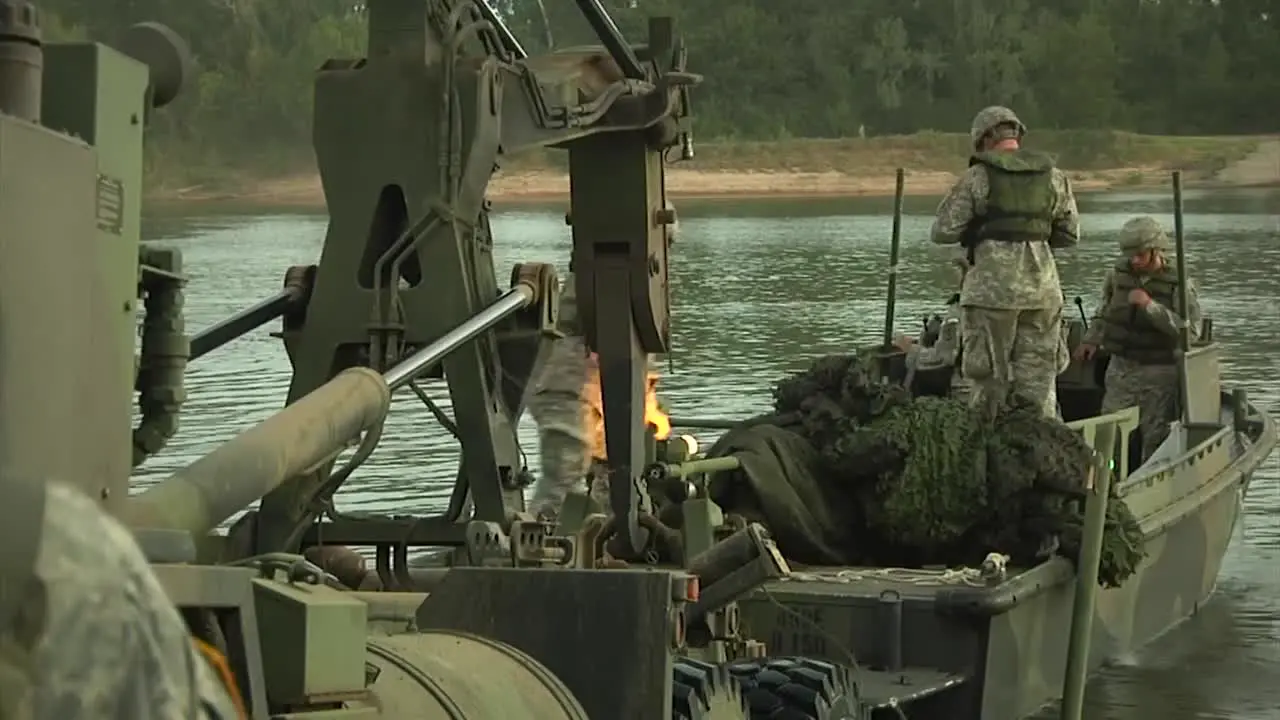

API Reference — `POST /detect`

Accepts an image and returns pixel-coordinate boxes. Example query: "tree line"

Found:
[39,0,1280,182]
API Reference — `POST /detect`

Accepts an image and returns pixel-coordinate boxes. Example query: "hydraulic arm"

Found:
[242,0,699,564]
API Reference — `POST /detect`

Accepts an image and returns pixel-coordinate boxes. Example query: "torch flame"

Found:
[646,370,671,440]
[583,354,671,447]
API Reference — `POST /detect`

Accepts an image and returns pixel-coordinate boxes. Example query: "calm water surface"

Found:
[138,189,1280,719]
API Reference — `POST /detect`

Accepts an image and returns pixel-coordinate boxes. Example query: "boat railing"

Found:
[1182,342,1222,423]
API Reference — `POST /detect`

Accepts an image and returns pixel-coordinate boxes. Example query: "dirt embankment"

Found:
[148,132,1273,208]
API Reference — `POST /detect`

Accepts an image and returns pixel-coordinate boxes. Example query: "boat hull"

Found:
[736,393,1275,719]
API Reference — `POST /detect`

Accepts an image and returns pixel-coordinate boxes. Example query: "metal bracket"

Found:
[465,518,578,568]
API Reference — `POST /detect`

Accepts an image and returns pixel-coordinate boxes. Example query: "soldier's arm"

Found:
[1143,278,1203,341]
[930,168,982,245]
[1049,169,1081,249]
[1081,272,1113,346]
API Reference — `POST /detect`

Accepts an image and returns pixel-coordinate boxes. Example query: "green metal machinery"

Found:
[0,1,863,717]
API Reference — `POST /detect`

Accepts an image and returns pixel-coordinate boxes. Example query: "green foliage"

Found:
[770,355,1146,588]
[42,0,368,188]
[42,0,1279,187]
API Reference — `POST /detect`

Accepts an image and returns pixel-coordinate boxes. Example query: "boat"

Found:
[710,334,1275,718]
[671,178,1278,719]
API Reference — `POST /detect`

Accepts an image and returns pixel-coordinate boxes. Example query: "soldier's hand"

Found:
[1073,343,1098,362]
[1127,289,1152,307]
[892,334,916,351]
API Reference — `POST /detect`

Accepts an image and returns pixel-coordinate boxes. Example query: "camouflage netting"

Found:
[705,354,1146,587]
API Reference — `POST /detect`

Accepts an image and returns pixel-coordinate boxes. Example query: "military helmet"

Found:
[1117,216,1171,254]
[970,106,1026,150]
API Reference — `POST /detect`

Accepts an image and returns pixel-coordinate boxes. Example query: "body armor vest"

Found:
[1101,260,1181,365]
[963,150,1057,261]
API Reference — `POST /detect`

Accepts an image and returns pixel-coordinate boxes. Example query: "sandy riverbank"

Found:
[148,167,1242,208]
[147,132,1276,208]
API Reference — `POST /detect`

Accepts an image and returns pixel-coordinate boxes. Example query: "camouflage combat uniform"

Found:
[527,275,611,517]
[0,481,243,719]
[1082,216,1202,460]
[527,204,677,519]
[931,106,1080,418]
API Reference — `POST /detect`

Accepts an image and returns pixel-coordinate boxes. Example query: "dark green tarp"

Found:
[696,355,1147,588]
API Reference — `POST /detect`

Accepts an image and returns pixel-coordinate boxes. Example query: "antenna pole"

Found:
[881,168,906,349]
[1171,172,1192,423]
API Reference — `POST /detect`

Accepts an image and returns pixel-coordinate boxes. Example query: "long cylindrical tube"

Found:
[669,412,799,430]
[126,283,535,536]
[1171,171,1192,424]
[570,0,644,79]
[660,456,741,479]
[1059,421,1118,720]
[881,168,905,348]
[0,2,43,123]
[473,0,527,59]
[383,283,535,390]
[189,288,297,361]
[1172,171,1190,352]
[124,367,391,535]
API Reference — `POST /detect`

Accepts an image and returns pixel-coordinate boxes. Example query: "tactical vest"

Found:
[1100,260,1181,365]
[963,150,1057,259]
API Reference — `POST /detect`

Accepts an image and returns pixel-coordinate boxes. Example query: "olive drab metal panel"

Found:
[41,43,150,415]
[0,116,130,508]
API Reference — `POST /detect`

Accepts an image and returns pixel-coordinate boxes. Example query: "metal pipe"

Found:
[1171,172,1190,352]
[879,590,904,672]
[669,412,799,431]
[189,288,297,361]
[670,417,738,430]
[383,283,535,391]
[123,367,391,536]
[1171,171,1192,424]
[570,0,645,79]
[1059,421,1118,720]
[126,283,536,536]
[472,0,527,59]
[881,168,905,348]
[0,3,43,123]
[660,456,741,479]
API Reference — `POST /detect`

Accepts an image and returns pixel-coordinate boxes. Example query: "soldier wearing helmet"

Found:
[1074,216,1202,460]
[930,105,1081,418]
[527,202,676,519]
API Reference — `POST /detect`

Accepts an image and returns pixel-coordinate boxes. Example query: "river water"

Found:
[138,189,1280,719]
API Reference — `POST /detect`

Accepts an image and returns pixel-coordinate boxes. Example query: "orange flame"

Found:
[646,371,670,440]
[583,355,670,445]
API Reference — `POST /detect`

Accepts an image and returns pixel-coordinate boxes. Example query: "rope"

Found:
[784,564,989,588]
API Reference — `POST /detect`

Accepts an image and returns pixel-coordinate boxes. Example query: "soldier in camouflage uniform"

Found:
[527,203,678,519]
[526,276,608,518]
[930,106,1080,418]
[0,480,244,719]
[1074,216,1202,461]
